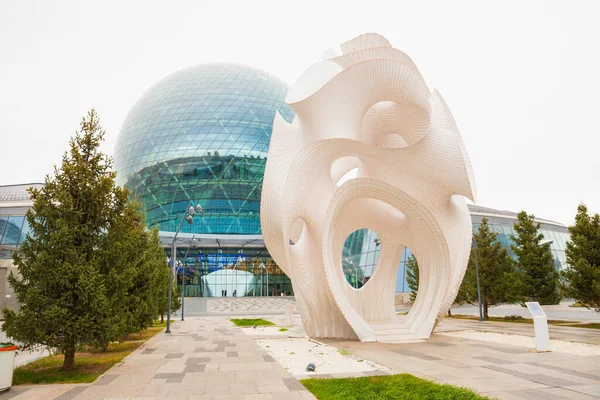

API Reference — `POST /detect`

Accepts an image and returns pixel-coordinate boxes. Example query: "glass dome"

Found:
[114,63,295,235]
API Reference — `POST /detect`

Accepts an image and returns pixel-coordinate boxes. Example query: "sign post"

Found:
[525,302,551,352]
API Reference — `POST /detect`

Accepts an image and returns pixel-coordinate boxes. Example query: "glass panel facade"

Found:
[171,247,292,297]
[0,214,30,258]
[342,229,382,288]
[114,63,295,235]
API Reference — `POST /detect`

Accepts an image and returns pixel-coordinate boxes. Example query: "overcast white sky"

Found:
[1,0,599,225]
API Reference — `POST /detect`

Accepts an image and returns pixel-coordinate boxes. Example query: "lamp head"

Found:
[195,204,203,214]
[188,205,195,216]
[186,215,193,224]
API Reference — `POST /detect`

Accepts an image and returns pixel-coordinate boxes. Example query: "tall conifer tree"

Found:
[461,218,516,319]
[562,203,600,311]
[2,110,170,369]
[511,211,561,305]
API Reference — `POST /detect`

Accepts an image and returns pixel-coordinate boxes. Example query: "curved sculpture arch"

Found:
[261,33,476,342]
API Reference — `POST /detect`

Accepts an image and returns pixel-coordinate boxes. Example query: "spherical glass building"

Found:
[115,63,294,235]
[115,63,295,297]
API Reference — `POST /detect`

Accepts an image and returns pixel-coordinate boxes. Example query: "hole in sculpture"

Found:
[401,248,418,302]
[289,218,306,245]
[331,156,361,187]
[342,228,381,289]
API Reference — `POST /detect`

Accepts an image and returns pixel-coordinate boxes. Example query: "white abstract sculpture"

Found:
[261,33,476,342]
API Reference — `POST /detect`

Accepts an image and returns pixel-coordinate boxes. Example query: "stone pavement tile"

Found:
[526,362,600,382]
[165,352,184,359]
[138,382,173,398]
[505,389,571,400]
[243,393,274,399]
[538,387,600,400]
[0,387,30,400]
[141,348,155,354]
[156,362,186,373]
[226,351,238,357]
[483,365,580,387]
[91,373,119,386]
[441,376,548,393]
[193,350,213,356]
[283,377,306,391]
[254,378,287,387]
[72,384,144,399]
[299,391,317,400]
[427,341,454,347]
[10,384,86,400]
[262,355,275,362]
[272,392,306,400]
[473,355,514,365]
[390,348,441,361]
[187,356,211,364]
[205,363,219,372]
[422,366,504,381]
[230,382,258,395]
[202,381,232,395]
[481,391,536,400]
[477,343,528,354]
[256,386,289,394]
[236,370,273,382]
[500,362,600,386]
[54,386,87,400]
[153,372,185,383]
[564,385,600,397]
[166,382,207,397]
[184,363,207,373]
[219,362,271,371]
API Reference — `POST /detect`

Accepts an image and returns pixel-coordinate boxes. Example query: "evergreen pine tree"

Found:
[512,211,561,305]
[461,218,516,319]
[2,110,127,370]
[102,199,166,339]
[405,255,419,302]
[405,253,470,316]
[1,110,171,369]
[562,203,600,311]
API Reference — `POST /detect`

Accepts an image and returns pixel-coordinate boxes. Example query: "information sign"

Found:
[525,302,551,352]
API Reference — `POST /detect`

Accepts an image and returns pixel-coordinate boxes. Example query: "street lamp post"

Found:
[260,262,268,297]
[472,237,483,322]
[181,236,197,322]
[166,202,202,334]
[344,256,359,289]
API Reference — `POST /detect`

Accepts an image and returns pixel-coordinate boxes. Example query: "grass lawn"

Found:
[230,318,274,327]
[13,321,166,385]
[450,314,577,325]
[565,322,600,330]
[301,374,488,400]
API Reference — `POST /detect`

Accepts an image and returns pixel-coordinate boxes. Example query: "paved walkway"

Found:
[3,299,600,400]
[323,330,600,399]
[5,317,315,400]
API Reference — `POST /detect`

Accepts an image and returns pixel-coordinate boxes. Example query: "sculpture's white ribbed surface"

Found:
[261,33,476,343]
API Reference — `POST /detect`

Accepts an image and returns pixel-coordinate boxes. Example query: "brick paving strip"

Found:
[4,316,316,400]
